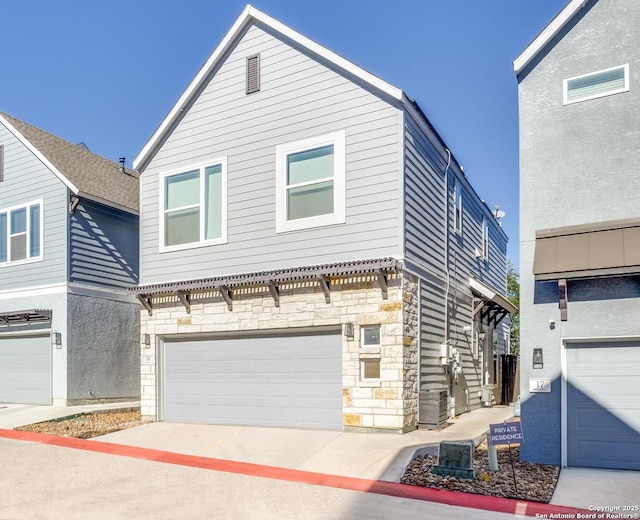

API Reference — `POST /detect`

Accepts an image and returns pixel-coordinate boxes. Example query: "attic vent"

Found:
[246,54,260,95]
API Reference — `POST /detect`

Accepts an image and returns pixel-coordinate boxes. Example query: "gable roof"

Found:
[0,112,139,213]
[514,0,593,76]
[133,4,408,172]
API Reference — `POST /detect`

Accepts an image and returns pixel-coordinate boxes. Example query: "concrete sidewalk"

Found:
[0,401,141,429]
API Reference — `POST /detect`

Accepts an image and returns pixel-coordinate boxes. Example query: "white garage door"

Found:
[163,331,343,429]
[566,341,640,470]
[0,335,51,405]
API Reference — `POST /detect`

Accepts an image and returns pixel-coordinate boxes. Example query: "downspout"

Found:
[443,149,454,418]
[443,149,451,342]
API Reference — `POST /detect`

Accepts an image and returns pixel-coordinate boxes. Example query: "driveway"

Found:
[0,434,524,520]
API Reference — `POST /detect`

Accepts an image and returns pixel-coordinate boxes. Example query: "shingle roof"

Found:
[0,112,139,213]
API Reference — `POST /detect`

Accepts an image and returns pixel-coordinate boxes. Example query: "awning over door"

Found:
[533,219,640,280]
[469,276,517,328]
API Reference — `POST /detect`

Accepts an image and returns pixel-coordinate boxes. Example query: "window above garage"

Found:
[160,159,227,252]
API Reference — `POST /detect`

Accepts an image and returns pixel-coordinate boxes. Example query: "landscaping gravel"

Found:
[401,442,560,503]
[15,410,145,439]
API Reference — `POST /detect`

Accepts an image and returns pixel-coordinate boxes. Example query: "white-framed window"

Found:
[454,180,462,235]
[0,199,43,266]
[361,326,381,353]
[472,323,480,360]
[360,326,381,381]
[275,130,346,233]
[360,358,381,380]
[159,158,227,252]
[563,64,629,105]
[482,218,489,260]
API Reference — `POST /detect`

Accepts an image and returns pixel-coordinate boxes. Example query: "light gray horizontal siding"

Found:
[0,122,68,290]
[419,277,447,392]
[140,23,402,284]
[451,185,508,293]
[69,199,139,289]
[403,113,446,277]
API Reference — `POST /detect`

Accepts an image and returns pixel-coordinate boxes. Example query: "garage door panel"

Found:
[571,439,640,471]
[567,342,640,470]
[0,335,51,405]
[164,332,342,429]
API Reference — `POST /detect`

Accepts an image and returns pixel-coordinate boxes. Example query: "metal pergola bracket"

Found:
[558,278,568,321]
[219,285,233,311]
[377,269,388,299]
[318,276,331,304]
[176,291,191,314]
[137,295,153,316]
[267,281,280,307]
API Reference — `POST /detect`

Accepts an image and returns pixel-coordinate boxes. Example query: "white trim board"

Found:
[0,282,135,303]
[514,0,592,76]
[0,114,79,194]
[133,4,402,172]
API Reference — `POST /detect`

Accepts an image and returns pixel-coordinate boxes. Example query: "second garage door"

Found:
[163,331,343,429]
[0,334,51,405]
[566,341,640,470]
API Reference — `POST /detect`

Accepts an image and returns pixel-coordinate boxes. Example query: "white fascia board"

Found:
[75,191,139,216]
[133,4,403,172]
[513,0,589,76]
[249,7,403,101]
[0,114,79,194]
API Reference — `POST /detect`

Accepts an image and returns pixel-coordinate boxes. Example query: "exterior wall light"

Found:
[344,322,354,340]
[52,332,62,349]
[533,347,543,369]
[142,333,151,347]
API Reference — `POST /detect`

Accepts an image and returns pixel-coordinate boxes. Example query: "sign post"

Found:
[488,421,524,495]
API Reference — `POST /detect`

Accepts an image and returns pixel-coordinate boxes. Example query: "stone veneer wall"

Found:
[140,270,420,432]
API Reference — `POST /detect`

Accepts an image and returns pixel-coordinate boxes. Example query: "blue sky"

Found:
[1,0,568,265]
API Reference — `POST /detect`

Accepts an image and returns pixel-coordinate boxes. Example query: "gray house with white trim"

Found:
[515,0,640,469]
[0,113,140,406]
[132,5,514,432]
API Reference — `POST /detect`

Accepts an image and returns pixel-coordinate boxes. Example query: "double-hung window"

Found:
[563,64,629,105]
[160,159,227,251]
[0,200,42,266]
[275,130,346,233]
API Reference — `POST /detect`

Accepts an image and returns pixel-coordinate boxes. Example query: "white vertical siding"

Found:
[140,23,403,284]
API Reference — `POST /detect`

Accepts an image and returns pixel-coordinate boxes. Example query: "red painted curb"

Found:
[1,428,591,517]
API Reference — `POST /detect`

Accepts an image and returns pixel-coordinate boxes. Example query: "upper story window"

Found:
[275,130,346,233]
[482,218,489,260]
[563,64,629,105]
[454,180,462,235]
[0,200,42,266]
[160,159,227,252]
